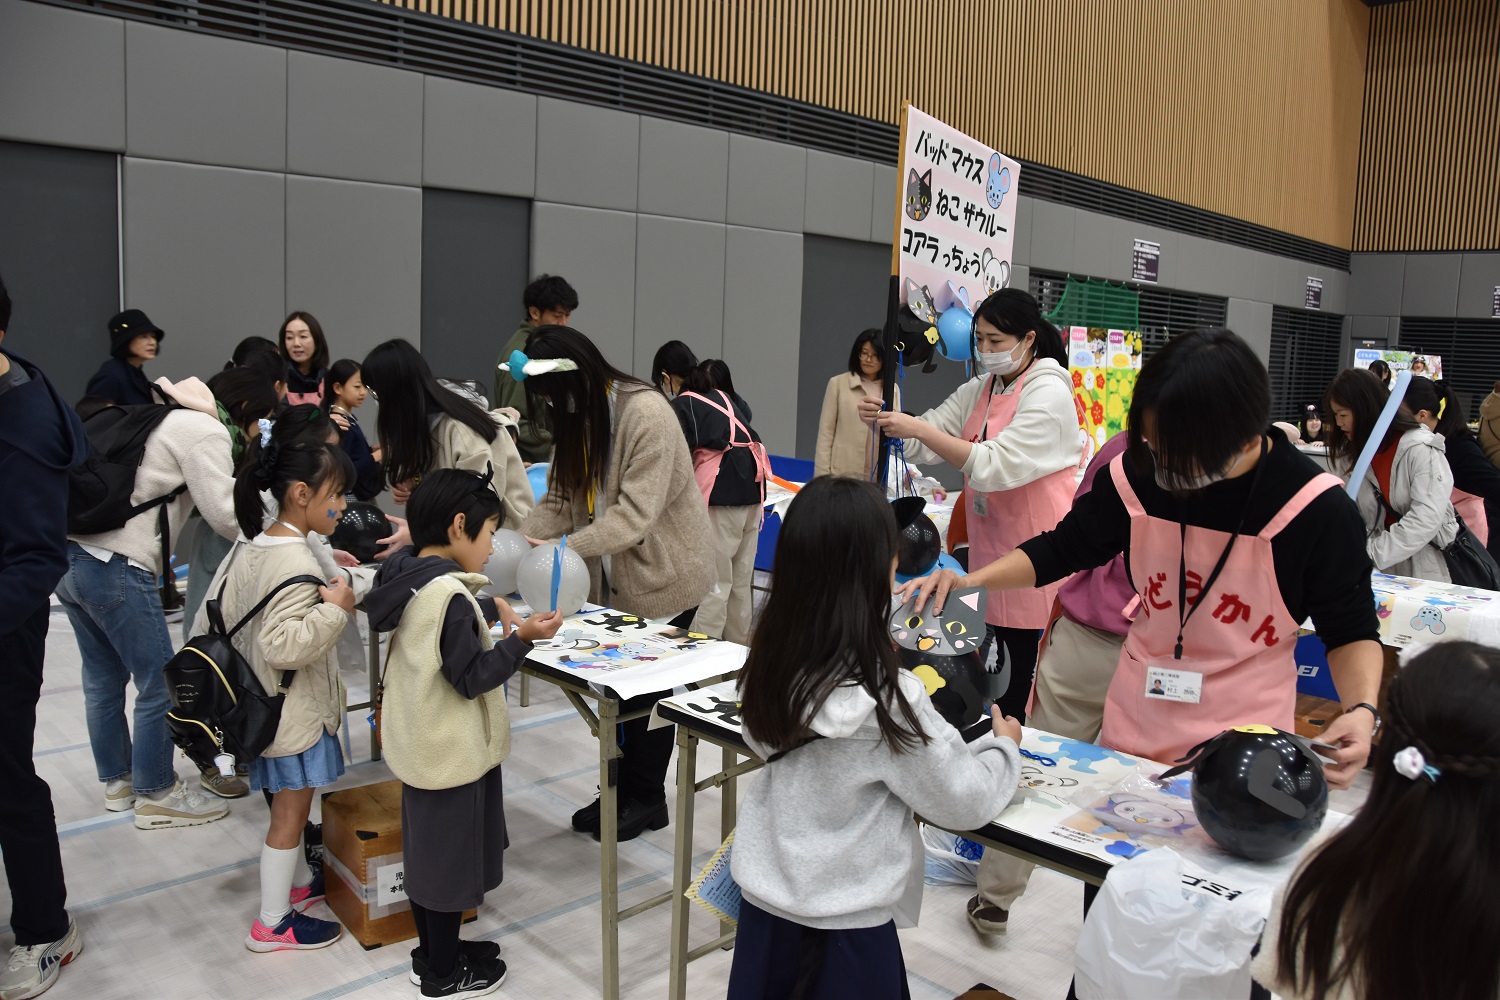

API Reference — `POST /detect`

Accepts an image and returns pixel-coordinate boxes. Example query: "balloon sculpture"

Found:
[329,501,392,564]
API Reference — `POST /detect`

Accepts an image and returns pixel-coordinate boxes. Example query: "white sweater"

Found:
[68,409,239,575]
[901,359,1079,492]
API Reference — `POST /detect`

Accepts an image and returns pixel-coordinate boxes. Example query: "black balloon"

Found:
[891,496,941,577]
[1189,726,1328,861]
[329,501,393,564]
[894,647,989,740]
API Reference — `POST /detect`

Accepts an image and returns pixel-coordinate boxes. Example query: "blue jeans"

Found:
[54,544,175,795]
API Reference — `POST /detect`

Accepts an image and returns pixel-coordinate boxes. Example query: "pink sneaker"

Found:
[289,871,325,913]
[245,910,342,953]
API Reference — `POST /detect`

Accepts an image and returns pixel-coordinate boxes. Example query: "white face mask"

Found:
[976,339,1030,377]
[1153,466,1230,494]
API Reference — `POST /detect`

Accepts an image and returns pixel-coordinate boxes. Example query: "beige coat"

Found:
[521,384,712,620]
[220,535,350,758]
[815,372,897,479]
[431,413,535,522]
[382,573,508,790]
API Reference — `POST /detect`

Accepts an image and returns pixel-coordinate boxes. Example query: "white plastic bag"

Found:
[1073,848,1269,1000]
[920,824,985,886]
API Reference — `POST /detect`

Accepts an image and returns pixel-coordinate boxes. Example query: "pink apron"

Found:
[1101,456,1345,763]
[1453,487,1488,547]
[677,390,770,509]
[960,370,1076,629]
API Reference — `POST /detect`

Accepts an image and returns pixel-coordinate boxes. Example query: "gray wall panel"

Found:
[529,203,636,372]
[1458,252,1500,319]
[723,226,802,455]
[870,163,897,244]
[286,52,423,187]
[1070,211,1141,285]
[1012,195,1034,267]
[0,0,124,151]
[1401,252,1462,317]
[726,134,804,233]
[125,22,285,171]
[535,98,638,212]
[1350,315,1393,345]
[122,158,285,383]
[1349,253,1405,317]
[420,188,531,390]
[1028,200,1076,273]
[637,117,728,223]
[1226,298,1274,362]
[0,140,120,402]
[423,77,536,197]
[633,215,726,377]
[803,151,875,241]
[285,176,422,363]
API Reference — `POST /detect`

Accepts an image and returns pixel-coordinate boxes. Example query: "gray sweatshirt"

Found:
[732,671,1022,930]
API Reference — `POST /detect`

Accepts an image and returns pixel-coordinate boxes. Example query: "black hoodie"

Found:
[366,546,532,698]
[0,351,89,636]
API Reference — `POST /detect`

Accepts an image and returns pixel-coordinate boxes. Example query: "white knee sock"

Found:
[292,834,312,890]
[259,843,299,927]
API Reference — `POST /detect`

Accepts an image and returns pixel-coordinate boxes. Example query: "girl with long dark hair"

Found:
[512,325,712,839]
[361,339,532,523]
[1255,640,1500,1000]
[280,312,331,407]
[862,288,1079,721]
[728,477,1022,1000]
[1405,376,1500,560]
[650,339,698,396]
[1325,367,1457,581]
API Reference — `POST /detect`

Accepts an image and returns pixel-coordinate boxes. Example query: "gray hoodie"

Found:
[1348,425,1458,581]
[731,670,1021,930]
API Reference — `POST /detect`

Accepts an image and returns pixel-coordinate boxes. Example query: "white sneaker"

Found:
[103,776,134,813]
[0,914,81,1000]
[133,778,229,830]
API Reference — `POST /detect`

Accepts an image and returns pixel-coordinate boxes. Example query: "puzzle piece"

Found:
[1029,736,1135,774]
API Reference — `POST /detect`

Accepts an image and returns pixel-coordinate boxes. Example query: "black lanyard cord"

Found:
[1173,436,1268,660]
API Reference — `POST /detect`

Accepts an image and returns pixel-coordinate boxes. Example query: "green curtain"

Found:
[1045,276,1140,330]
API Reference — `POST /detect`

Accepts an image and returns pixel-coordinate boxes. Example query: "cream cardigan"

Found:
[431,414,535,522]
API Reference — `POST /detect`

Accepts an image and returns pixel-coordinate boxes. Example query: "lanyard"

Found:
[1172,435,1267,660]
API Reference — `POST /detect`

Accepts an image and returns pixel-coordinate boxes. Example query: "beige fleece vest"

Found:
[382,573,510,790]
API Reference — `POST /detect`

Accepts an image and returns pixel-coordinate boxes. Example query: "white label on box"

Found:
[375,860,407,904]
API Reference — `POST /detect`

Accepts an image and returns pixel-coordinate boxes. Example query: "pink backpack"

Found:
[678,390,770,508]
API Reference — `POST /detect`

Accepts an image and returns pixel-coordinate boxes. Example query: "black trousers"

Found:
[0,606,69,945]
[614,608,696,806]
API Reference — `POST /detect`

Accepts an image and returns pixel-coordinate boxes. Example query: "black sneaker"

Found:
[409,940,502,986]
[595,798,669,842]
[571,796,602,834]
[421,953,507,998]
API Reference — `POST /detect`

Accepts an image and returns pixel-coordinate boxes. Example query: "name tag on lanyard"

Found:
[1145,666,1203,704]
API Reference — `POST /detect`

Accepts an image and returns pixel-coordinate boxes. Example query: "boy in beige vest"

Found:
[366,468,561,998]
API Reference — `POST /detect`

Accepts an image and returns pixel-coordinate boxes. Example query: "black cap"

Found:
[108,309,164,359]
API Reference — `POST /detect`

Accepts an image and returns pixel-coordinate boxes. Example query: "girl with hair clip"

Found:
[1405,376,1500,561]
[1254,640,1500,1000]
[361,339,532,542]
[861,288,1080,721]
[505,326,713,840]
[728,477,1023,1000]
[1325,368,1458,582]
[220,429,357,953]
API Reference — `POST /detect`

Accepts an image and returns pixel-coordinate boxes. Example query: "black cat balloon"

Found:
[889,586,989,739]
[1166,725,1329,861]
[329,501,392,565]
[891,497,942,578]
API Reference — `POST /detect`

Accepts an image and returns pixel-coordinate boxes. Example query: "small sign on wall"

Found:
[1131,239,1160,284]
[1493,285,1499,319]
[1305,277,1323,311]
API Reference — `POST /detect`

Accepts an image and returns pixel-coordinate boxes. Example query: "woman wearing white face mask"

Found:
[858,288,1079,719]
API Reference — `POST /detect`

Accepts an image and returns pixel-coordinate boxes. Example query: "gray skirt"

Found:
[400,765,509,912]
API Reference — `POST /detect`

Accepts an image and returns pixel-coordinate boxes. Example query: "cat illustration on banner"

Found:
[905,167,933,221]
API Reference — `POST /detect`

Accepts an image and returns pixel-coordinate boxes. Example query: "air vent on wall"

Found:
[1269,307,1346,421]
[43,0,1350,271]
[1397,317,1500,420]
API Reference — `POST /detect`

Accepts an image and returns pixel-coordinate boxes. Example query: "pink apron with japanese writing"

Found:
[1453,487,1488,547]
[1101,457,1345,763]
[960,369,1076,629]
[677,390,771,509]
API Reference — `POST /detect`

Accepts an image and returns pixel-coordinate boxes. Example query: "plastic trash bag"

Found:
[1073,848,1270,1000]
[921,824,985,886]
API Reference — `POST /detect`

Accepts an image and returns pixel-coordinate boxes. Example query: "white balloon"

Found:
[516,542,590,617]
[485,528,532,595]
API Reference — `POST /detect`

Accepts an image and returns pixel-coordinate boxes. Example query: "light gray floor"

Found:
[26,592,1366,1000]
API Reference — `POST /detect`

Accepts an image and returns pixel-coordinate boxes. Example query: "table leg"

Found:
[718,745,738,947]
[520,671,531,707]
[667,729,699,1000]
[366,619,381,762]
[598,697,622,1000]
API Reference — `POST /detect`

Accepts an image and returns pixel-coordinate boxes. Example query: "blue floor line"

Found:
[34,741,91,759]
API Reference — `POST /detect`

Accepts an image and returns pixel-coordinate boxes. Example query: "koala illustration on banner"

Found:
[981,249,1010,295]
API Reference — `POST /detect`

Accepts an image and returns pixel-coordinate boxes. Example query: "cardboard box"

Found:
[322,780,475,949]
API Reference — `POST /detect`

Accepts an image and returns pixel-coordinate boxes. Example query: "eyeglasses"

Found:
[859,350,880,361]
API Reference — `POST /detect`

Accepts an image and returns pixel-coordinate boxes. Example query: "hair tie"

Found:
[258,418,273,448]
[477,460,495,490]
[498,349,580,382]
[1438,397,1447,420]
[1393,746,1440,783]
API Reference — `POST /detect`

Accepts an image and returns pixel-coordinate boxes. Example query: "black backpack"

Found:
[164,574,324,773]
[67,391,190,608]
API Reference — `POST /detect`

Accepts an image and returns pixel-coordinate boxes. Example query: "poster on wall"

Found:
[1354,349,1443,381]
[893,104,1022,332]
[1069,327,1143,467]
[1131,240,1160,284]
[1305,277,1323,311]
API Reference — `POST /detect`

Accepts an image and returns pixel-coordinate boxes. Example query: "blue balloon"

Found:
[936,307,974,360]
[894,550,964,585]
[526,462,550,502]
